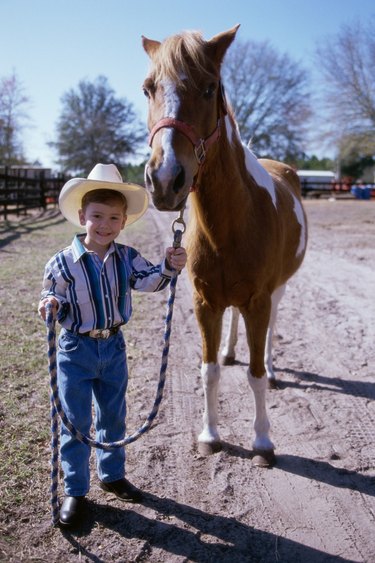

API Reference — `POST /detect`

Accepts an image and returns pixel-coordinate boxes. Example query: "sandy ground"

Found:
[3,199,375,562]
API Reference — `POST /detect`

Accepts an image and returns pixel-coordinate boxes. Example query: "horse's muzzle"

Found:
[145,161,190,211]
[150,191,188,212]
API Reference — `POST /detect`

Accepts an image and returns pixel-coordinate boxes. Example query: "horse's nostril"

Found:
[173,166,185,194]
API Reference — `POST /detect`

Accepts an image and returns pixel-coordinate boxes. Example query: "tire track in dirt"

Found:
[257,202,375,561]
[135,201,375,562]
[127,207,204,511]
[5,201,375,562]
[41,201,374,562]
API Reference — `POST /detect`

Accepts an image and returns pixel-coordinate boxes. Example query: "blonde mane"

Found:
[150,31,216,88]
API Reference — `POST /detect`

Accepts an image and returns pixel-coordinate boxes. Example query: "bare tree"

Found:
[0,71,30,165]
[221,39,312,161]
[315,19,375,156]
[50,76,147,175]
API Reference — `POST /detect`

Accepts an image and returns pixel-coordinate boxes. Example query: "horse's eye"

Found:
[203,83,216,100]
[143,78,155,99]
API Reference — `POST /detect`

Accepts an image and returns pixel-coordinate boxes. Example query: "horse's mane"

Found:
[150,31,216,88]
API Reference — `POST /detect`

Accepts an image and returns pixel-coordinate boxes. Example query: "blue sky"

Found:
[1,0,374,169]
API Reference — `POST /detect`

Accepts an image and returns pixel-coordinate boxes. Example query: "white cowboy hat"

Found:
[59,163,149,227]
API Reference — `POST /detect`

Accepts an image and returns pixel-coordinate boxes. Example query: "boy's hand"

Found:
[166,247,187,271]
[38,297,58,321]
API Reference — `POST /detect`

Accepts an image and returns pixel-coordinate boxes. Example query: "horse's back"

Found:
[259,159,302,200]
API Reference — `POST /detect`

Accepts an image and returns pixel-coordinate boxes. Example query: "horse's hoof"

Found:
[252,449,276,468]
[268,378,279,390]
[222,355,235,366]
[198,441,223,456]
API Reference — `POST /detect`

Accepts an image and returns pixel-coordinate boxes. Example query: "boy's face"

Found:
[78,201,127,250]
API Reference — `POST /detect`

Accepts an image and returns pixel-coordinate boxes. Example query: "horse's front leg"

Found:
[241,293,275,467]
[194,294,224,455]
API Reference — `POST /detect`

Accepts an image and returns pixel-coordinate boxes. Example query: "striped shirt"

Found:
[41,234,174,333]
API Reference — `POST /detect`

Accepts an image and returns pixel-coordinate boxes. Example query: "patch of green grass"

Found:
[0,211,76,514]
[0,210,156,518]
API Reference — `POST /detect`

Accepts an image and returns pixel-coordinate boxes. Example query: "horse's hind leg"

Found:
[241,293,275,467]
[265,284,286,388]
[221,306,240,365]
[199,362,222,455]
[194,296,224,455]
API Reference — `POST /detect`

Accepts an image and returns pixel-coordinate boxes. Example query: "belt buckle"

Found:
[98,329,111,339]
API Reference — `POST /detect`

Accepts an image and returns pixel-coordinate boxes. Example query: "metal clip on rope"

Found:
[171,209,186,249]
[46,212,185,525]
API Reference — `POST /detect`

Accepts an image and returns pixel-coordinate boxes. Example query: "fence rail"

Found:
[300,179,375,199]
[1,169,374,220]
[0,168,68,220]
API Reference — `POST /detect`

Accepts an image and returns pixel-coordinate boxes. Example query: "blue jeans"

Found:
[57,329,128,496]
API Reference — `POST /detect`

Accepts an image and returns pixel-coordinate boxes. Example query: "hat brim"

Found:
[59,178,149,228]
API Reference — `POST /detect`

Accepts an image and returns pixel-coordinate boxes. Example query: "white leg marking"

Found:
[198,363,221,444]
[265,284,286,381]
[247,370,274,451]
[221,306,240,359]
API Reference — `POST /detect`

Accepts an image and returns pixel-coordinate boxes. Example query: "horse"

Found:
[141,25,308,467]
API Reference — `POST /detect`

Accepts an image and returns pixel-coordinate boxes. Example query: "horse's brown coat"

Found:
[142,26,307,460]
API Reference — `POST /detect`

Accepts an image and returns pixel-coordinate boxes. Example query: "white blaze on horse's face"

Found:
[156,78,181,187]
[145,74,196,210]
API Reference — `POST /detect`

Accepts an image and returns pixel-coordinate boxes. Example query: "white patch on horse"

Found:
[198,362,221,444]
[247,371,274,451]
[224,115,277,207]
[156,79,180,185]
[291,193,307,256]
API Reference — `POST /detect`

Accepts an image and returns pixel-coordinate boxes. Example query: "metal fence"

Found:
[1,168,374,220]
[300,179,375,199]
[0,167,68,220]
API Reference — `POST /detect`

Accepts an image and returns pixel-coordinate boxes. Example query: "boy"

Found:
[38,163,187,527]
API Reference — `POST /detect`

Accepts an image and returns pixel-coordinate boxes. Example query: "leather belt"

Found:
[81,326,120,339]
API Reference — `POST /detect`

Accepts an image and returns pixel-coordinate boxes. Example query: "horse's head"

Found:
[142,25,239,211]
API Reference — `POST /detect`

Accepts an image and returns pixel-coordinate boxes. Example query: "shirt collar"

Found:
[72,234,119,263]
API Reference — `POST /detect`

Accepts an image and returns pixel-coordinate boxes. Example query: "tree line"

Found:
[0,18,374,182]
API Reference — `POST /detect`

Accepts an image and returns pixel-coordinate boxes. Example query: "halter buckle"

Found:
[194,140,206,164]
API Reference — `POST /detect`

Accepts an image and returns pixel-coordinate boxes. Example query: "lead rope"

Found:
[46,213,186,525]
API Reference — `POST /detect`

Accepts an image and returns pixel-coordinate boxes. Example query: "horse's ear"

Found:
[142,36,161,58]
[206,24,240,65]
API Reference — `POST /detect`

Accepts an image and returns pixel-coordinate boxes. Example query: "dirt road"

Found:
[3,199,375,562]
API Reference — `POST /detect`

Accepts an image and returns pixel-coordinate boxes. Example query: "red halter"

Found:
[148,117,221,164]
[148,118,222,192]
[147,82,227,191]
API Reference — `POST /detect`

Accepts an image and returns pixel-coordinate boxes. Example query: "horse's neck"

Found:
[189,131,254,249]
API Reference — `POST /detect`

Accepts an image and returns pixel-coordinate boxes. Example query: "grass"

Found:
[0,209,77,515]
